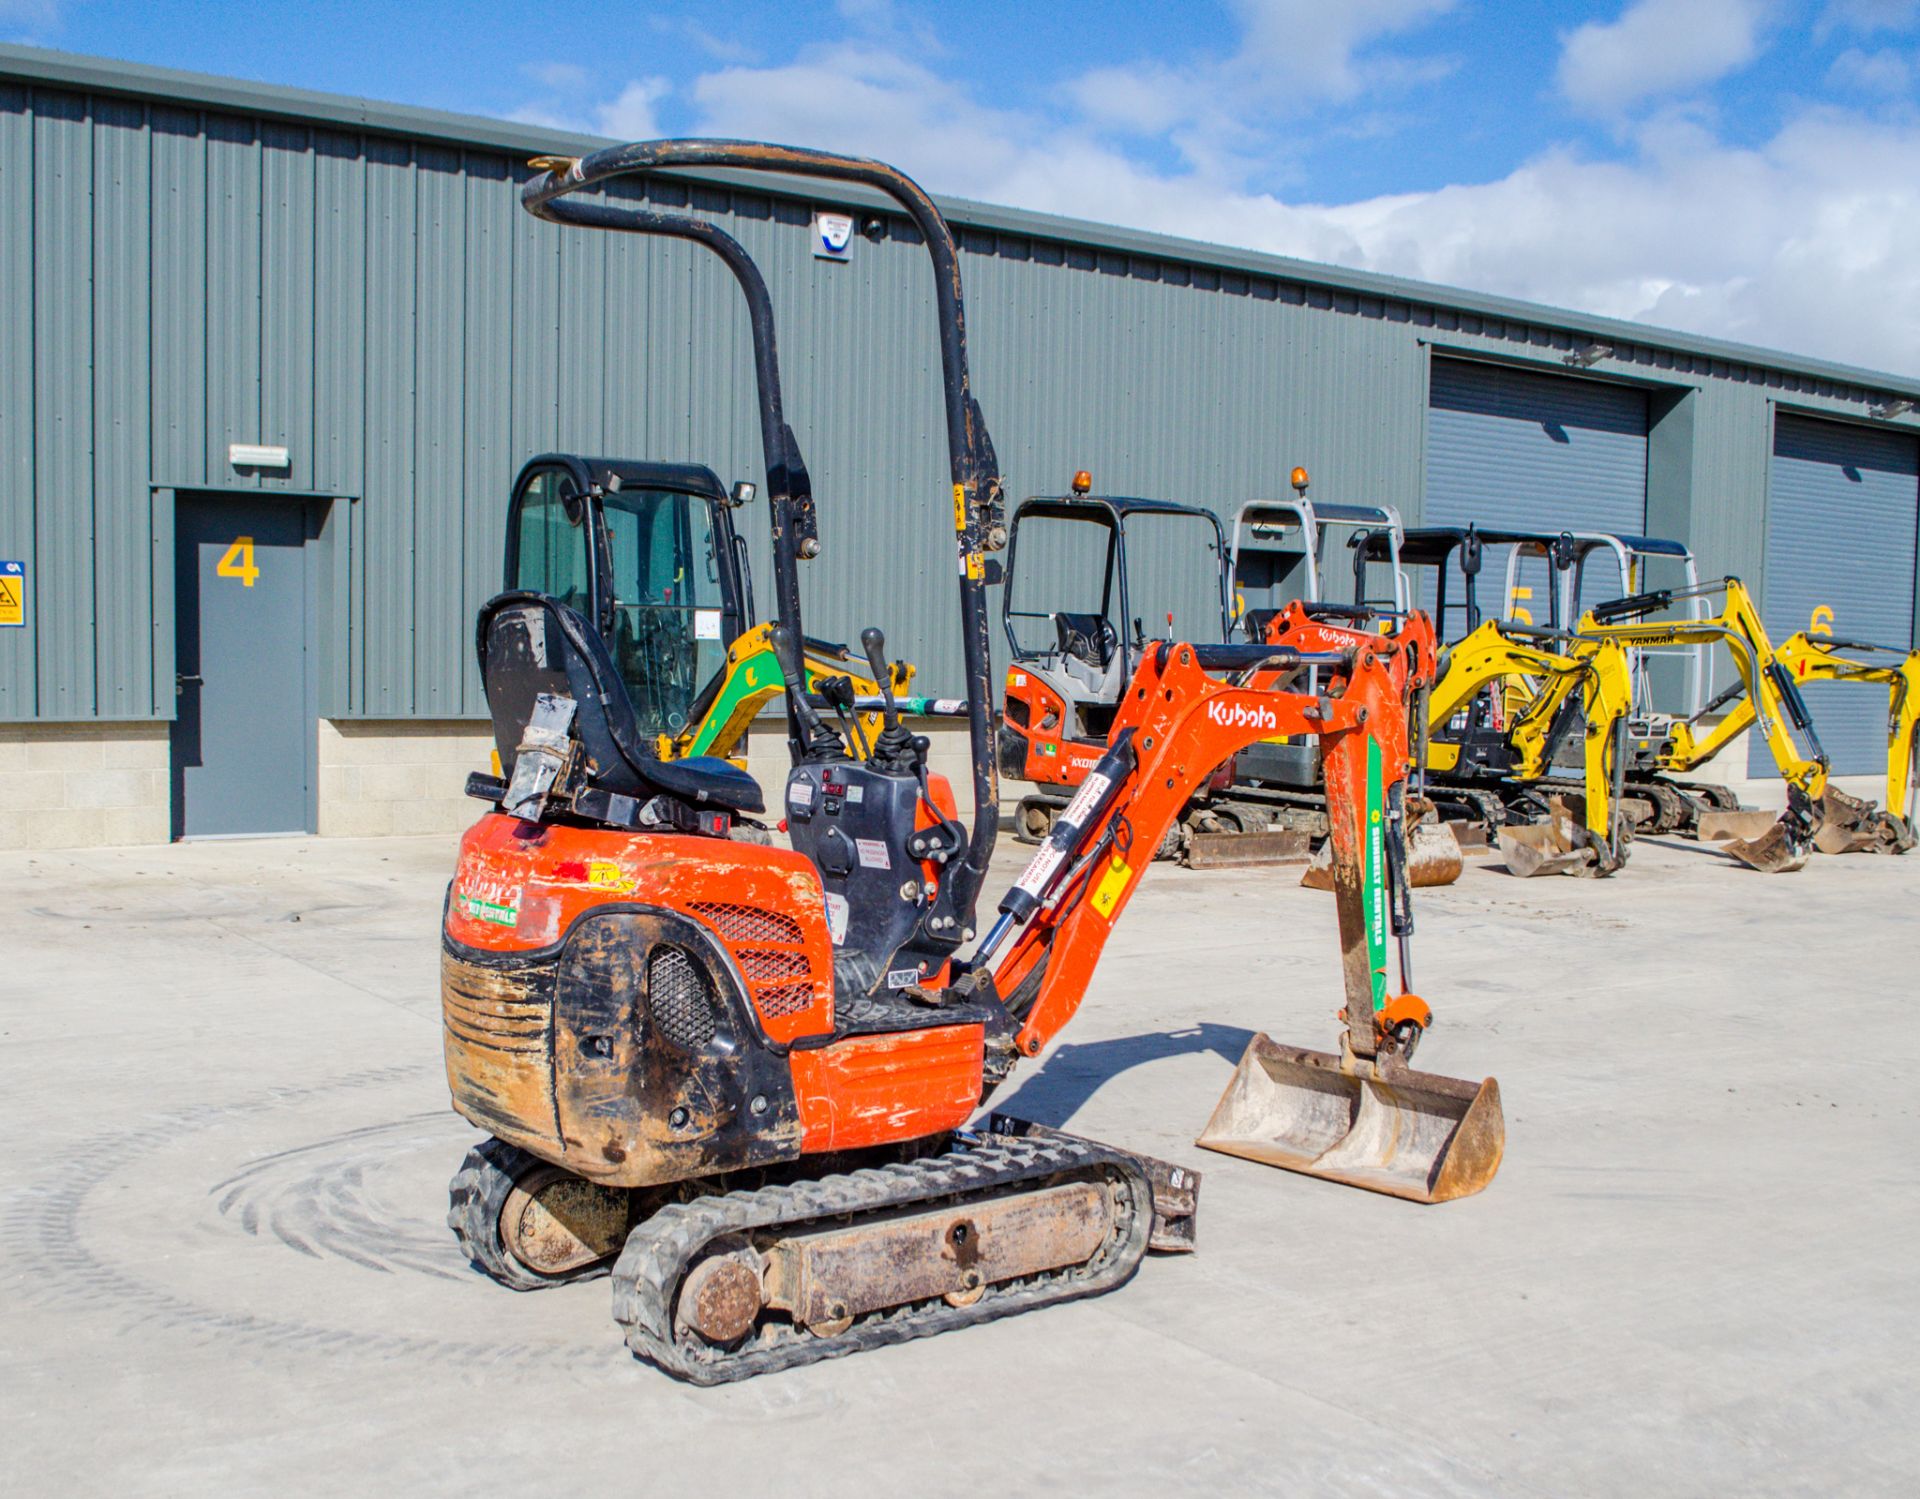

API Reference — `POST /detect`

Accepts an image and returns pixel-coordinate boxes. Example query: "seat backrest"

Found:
[1054,610,1114,668]
[476,592,767,816]
[477,592,658,802]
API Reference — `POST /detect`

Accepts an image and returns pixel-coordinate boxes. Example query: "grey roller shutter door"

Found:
[1753,414,1919,777]
[1426,358,1649,627]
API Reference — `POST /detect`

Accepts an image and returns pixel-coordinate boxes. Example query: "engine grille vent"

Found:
[689,901,820,1027]
[690,902,805,945]
[646,943,717,1051]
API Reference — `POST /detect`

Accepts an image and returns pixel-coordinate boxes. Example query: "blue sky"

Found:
[6,1,1919,374]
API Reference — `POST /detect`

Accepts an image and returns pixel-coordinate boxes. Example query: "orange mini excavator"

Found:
[441,141,1502,1383]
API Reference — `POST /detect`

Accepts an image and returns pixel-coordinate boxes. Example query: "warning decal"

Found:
[0,561,23,628]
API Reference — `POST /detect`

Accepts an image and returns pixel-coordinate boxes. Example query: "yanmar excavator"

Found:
[1764,632,1918,852]
[439,140,1501,1383]
[1573,578,1905,869]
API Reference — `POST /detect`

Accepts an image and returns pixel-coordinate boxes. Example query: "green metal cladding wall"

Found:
[2,72,1916,724]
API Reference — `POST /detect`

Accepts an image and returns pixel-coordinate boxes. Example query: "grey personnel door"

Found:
[170,493,314,837]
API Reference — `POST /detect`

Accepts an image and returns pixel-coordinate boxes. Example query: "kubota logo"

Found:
[1206,699,1279,731]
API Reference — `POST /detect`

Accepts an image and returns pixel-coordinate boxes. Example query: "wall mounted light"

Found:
[1867,398,1916,420]
[1563,342,1614,369]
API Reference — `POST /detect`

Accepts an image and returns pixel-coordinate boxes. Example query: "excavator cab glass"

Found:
[601,487,731,737]
[512,468,594,615]
[505,455,748,743]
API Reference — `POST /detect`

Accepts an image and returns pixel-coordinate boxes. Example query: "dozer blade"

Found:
[1185,828,1311,869]
[1197,1033,1503,1203]
[1696,809,1781,842]
[1302,825,1462,888]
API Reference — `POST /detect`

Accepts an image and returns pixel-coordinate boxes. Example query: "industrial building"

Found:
[2,44,1917,848]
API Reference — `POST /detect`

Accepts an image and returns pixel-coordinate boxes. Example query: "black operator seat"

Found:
[1054,611,1116,667]
[476,591,764,815]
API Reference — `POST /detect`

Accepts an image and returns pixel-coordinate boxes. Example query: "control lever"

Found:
[770,625,847,761]
[859,626,918,773]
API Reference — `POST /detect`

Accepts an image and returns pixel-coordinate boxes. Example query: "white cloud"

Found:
[1815,0,1920,38]
[511,73,672,140]
[1828,44,1916,89]
[684,36,1920,377]
[1228,0,1460,100]
[1558,0,1771,115]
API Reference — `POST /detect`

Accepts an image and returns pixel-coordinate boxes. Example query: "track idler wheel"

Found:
[448,1138,631,1290]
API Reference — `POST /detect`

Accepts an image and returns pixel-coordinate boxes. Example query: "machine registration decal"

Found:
[458,876,521,927]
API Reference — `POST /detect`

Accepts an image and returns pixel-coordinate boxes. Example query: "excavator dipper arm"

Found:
[986,640,1407,1062]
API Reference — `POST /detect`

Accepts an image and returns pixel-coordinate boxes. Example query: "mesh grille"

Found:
[691,902,804,945]
[753,982,815,1018]
[736,948,811,983]
[646,944,717,1051]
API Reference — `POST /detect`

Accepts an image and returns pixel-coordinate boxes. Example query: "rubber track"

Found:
[610,1134,1153,1384]
[447,1138,615,1292]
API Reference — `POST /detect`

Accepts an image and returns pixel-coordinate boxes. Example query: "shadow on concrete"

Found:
[987,1021,1257,1128]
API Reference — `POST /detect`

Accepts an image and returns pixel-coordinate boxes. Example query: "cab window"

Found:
[601,488,729,738]
[512,469,591,613]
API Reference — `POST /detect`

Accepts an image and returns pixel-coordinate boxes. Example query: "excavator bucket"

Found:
[1496,802,1602,878]
[1406,819,1465,885]
[1197,1033,1503,1203]
[1812,789,1909,855]
[1714,817,1811,873]
[1301,824,1462,888]
[1497,822,1591,878]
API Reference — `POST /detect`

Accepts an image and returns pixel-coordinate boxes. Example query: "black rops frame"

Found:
[523,141,1008,926]
[1001,493,1233,683]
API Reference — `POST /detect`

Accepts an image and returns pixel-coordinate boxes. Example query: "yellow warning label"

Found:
[952,484,967,534]
[1091,854,1133,918]
[0,562,23,628]
[587,859,635,892]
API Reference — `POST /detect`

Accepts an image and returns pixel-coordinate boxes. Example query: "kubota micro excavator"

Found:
[439,140,1502,1384]
[998,473,1460,878]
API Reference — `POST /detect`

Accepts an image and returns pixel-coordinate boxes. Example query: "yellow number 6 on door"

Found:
[216,537,259,587]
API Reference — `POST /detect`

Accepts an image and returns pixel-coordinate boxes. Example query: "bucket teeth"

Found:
[1196,1033,1503,1204]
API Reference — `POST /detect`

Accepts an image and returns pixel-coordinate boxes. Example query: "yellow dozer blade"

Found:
[1197,1033,1503,1203]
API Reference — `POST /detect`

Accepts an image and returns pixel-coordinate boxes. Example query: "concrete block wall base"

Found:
[0,724,171,849]
[317,721,495,838]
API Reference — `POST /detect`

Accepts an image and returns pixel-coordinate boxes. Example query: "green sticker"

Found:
[460,893,519,927]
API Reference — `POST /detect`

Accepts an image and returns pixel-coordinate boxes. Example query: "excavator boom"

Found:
[978,636,1502,1203]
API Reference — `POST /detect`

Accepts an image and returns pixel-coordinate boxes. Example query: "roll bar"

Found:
[519,193,814,753]
[523,141,1006,918]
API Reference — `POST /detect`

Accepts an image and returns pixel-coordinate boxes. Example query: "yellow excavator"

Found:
[1571,577,1860,873]
[1664,627,1919,855]
[1422,618,1636,876]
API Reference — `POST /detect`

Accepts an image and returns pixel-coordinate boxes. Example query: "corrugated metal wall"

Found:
[1755,415,1920,775]
[2,77,1917,729]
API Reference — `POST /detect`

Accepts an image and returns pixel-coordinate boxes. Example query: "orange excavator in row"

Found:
[440,140,1501,1383]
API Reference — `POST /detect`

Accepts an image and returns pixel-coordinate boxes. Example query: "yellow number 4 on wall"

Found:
[216,536,259,588]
